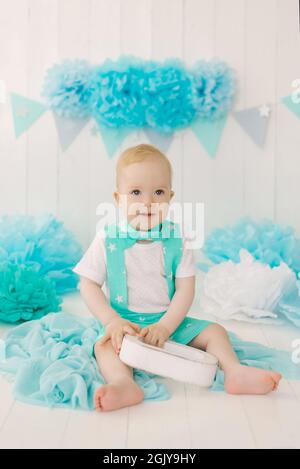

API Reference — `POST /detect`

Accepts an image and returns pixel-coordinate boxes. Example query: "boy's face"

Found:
[114,158,174,231]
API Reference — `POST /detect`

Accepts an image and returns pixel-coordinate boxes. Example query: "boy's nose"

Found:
[141,199,153,211]
[143,196,153,208]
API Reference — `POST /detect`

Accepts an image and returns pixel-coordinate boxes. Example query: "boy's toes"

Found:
[270,371,282,391]
[94,386,105,411]
[94,395,102,411]
[96,401,102,411]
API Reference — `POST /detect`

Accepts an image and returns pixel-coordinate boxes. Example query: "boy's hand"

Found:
[138,323,171,348]
[98,317,141,354]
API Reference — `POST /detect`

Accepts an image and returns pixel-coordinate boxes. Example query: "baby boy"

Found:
[73,144,281,412]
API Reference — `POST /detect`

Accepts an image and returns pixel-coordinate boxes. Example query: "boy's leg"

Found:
[93,339,144,411]
[187,323,282,395]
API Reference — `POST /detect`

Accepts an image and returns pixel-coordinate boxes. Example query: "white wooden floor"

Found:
[1,291,300,449]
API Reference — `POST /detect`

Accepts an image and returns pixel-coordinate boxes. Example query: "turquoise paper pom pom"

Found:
[91,55,148,129]
[144,58,196,133]
[0,214,83,294]
[203,218,300,275]
[90,56,196,132]
[42,59,95,119]
[191,59,236,120]
[42,55,236,132]
[0,262,61,323]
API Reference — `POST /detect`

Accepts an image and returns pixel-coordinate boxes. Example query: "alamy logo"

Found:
[95,200,205,250]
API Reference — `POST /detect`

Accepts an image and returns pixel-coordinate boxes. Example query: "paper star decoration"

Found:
[259,104,271,118]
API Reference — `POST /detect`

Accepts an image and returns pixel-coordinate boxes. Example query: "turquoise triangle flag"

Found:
[93,119,132,158]
[53,113,90,151]
[10,93,47,138]
[281,95,300,120]
[144,128,174,153]
[190,114,228,158]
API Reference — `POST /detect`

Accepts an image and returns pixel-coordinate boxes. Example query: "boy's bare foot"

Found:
[224,364,282,395]
[94,376,144,411]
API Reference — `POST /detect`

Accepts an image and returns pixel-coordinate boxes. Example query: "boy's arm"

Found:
[158,276,196,335]
[79,276,120,326]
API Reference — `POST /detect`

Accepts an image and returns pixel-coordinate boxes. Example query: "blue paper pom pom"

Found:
[203,218,300,275]
[42,59,95,119]
[0,214,83,294]
[91,56,196,132]
[91,55,148,129]
[42,55,236,132]
[144,58,196,133]
[191,59,236,120]
[0,261,61,323]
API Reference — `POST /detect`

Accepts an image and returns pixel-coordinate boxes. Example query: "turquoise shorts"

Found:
[94,306,215,351]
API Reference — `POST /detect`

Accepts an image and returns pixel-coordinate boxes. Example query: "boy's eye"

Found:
[130,189,164,196]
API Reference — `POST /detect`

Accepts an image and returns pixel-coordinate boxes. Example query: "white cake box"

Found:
[119,334,218,387]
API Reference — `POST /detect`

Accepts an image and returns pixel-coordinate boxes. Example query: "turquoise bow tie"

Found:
[116,218,177,242]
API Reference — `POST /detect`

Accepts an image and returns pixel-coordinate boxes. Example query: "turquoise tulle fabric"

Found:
[0,313,169,409]
[1,312,300,410]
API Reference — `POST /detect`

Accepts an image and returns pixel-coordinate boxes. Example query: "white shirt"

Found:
[73,228,197,313]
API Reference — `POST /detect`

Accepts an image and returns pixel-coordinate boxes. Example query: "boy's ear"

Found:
[170,190,175,200]
[113,191,119,204]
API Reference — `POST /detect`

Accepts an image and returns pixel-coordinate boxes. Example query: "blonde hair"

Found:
[116,144,172,188]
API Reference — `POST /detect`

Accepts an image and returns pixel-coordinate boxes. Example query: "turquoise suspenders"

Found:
[104,219,183,312]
